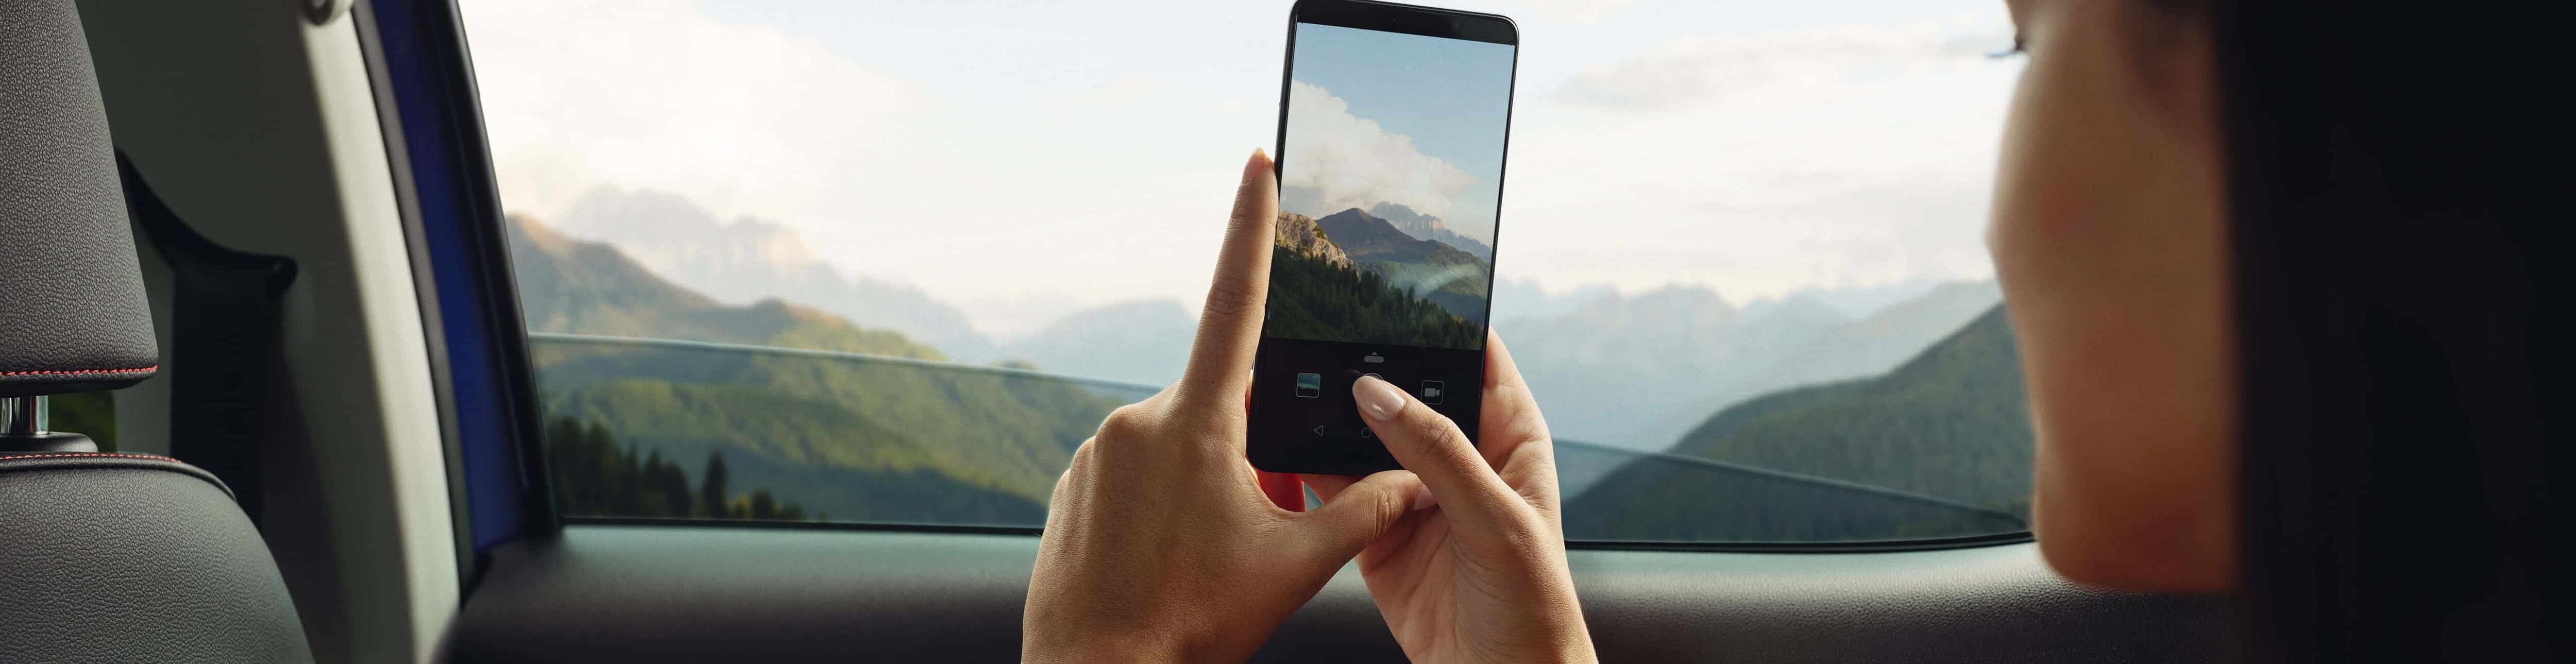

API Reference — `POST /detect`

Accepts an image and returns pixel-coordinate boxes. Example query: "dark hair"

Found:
[2216,0,2570,661]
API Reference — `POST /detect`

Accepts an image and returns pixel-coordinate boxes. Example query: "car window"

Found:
[461,0,2029,542]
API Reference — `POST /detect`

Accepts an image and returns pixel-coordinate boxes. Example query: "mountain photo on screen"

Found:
[1267,23,1512,351]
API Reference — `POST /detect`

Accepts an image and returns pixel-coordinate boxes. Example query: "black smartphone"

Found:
[1248,0,1518,475]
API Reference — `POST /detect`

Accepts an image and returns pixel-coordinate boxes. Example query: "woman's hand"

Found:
[1304,332,1598,663]
[1022,150,1427,663]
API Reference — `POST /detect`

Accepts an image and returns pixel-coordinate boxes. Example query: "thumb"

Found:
[1295,469,1422,561]
[1352,376,1523,532]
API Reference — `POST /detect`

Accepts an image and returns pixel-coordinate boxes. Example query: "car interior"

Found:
[27,0,2486,661]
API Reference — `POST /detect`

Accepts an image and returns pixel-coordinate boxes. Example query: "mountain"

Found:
[998,299,1196,386]
[1274,211,1351,269]
[1497,285,1827,450]
[551,186,1002,362]
[1557,305,2031,541]
[1494,280,2002,451]
[1488,277,1617,324]
[1620,281,2007,448]
[506,214,1123,525]
[1266,212,1483,348]
[1367,201,1493,261]
[1313,207,1492,326]
[1665,305,2033,513]
[510,214,937,358]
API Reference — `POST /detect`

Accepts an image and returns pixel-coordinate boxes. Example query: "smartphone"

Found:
[1248,0,1517,475]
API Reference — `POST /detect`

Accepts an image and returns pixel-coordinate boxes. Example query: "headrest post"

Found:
[0,396,45,437]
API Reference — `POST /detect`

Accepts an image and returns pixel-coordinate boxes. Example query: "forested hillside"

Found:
[545,417,812,521]
[1669,305,2033,513]
[1563,305,2032,540]
[509,215,1111,525]
[1264,245,1482,348]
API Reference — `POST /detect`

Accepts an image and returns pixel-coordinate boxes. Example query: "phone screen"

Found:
[1249,3,1517,475]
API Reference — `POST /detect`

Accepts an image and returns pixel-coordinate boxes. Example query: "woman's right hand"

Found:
[1303,331,1596,663]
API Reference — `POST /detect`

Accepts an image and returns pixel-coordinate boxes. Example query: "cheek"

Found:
[1984,11,2238,590]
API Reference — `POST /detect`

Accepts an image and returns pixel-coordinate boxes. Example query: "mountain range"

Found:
[506,214,1127,524]
[1580,304,2035,518]
[1560,305,2033,539]
[553,186,1003,362]
[1495,280,2002,451]
[535,185,2005,456]
[1266,211,1484,349]
[506,199,2038,540]
[1367,201,1493,261]
[1310,207,1492,326]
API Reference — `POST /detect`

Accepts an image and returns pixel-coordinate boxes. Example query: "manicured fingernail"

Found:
[1354,376,1406,421]
[1411,486,1438,510]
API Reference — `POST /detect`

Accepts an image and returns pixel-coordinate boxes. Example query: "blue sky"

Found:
[1286,23,1513,234]
[461,0,2019,336]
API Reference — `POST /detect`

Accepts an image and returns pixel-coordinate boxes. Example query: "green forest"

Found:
[1264,246,1482,348]
[1564,305,2033,540]
[511,214,1095,526]
[545,416,811,521]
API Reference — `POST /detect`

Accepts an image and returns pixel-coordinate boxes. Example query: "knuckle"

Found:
[1094,404,1158,442]
[1201,280,1261,320]
[1406,414,1465,453]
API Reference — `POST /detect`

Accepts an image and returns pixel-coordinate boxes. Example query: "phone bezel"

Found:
[1252,0,1519,475]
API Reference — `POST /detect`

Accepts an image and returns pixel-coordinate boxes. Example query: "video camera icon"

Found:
[1418,380,1445,405]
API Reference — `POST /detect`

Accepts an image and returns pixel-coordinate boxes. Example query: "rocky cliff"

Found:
[1274,211,1352,269]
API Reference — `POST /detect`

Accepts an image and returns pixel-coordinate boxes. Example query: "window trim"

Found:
[410,0,2038,556]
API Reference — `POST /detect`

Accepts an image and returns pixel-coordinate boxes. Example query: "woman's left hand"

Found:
[1022,149,1427,663]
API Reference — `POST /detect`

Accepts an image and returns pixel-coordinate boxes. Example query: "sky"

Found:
[1281,23,1513,240]
[457,0,2022,337]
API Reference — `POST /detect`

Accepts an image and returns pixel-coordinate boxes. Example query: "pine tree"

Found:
[701,452,731,519]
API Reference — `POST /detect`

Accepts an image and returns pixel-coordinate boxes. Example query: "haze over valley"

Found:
[526,188,2001,453]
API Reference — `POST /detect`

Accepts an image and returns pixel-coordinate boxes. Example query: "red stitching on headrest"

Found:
[0,452,180,462]
[0,365,159,377]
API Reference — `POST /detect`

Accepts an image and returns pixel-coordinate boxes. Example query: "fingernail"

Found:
[1411,485,1438,510]
[1354,376,1406,421]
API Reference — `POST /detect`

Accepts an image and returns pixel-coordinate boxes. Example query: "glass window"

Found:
[462,0,2028,542]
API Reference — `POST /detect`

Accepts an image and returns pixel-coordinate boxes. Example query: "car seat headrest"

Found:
[1,0,161,398]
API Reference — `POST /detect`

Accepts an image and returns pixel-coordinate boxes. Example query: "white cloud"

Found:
[1557,21,2008,109]
[456,1,2022,331]
[458,0,920,225]
[1281,80,1478,219]
[1492,0,1637,25]
[1496,18,2023,301]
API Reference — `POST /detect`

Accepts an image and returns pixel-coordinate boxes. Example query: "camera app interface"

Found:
[1255,20,1514,472]
[1268,22,1513,351]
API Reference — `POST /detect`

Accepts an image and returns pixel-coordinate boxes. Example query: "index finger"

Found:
[1173,149,1279,409]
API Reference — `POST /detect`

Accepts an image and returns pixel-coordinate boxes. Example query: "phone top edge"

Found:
[1290,0,1517,45]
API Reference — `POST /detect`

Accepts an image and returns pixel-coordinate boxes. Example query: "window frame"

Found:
[382,0,2036,557]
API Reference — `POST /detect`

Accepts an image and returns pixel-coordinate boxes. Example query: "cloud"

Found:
[457,0,921,224]
[1281,81,1478,219]
[1558,22,2009,110]
[1492,0,1637,25]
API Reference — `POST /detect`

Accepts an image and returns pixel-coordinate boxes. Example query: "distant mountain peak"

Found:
[547,185,1001,362]
[1364,201,1493,261]
[1369,201,1448,233]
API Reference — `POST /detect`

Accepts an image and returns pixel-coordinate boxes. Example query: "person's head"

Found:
[1990,0,2231,591]
[1992,0,2566,658]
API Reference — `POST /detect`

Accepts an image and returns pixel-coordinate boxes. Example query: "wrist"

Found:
[1022,628,1194,664]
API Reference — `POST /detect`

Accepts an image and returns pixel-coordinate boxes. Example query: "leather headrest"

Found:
[1,0,159,397]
